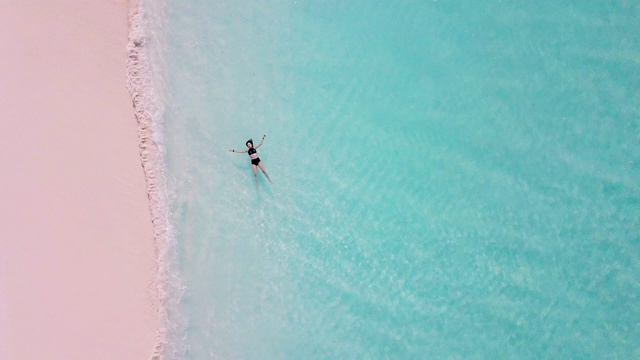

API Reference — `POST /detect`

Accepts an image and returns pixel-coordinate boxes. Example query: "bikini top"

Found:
[248,148,257,155]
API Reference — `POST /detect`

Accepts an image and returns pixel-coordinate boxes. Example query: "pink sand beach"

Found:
[0,0,159,358]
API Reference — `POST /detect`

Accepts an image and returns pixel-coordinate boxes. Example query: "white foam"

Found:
[127,1,184,359]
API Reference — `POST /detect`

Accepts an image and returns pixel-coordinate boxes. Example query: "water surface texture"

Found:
[146,1,640,358]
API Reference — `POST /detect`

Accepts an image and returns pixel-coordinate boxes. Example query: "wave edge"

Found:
[127,1,182,359]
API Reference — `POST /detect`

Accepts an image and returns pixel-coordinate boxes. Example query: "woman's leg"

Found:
[258,163,272,183]
[252,165,259,186]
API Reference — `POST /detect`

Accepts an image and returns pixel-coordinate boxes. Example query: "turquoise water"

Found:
[146,0,640,358]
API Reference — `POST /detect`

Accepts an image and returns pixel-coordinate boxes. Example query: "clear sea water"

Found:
[144,0,640,358]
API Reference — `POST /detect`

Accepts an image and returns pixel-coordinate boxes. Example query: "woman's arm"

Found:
[255,134,266,149]
[229,149,248,153]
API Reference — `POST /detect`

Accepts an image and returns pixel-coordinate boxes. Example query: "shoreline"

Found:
[1,0,163,358]
[127,0,178,357]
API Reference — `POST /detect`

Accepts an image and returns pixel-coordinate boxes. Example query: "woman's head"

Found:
[246,139,253,148]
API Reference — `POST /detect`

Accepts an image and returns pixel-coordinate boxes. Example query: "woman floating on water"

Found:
[229,135,272,186]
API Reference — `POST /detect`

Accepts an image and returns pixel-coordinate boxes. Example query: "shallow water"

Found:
[145,1,640,358]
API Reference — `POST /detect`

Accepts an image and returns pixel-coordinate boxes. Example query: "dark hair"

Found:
[246,139,253,147]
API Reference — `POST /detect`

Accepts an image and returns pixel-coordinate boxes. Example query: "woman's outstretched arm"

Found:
[229,149,248,153]
[255,135,266,148]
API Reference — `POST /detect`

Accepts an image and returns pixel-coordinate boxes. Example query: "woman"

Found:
[229,134,272,185]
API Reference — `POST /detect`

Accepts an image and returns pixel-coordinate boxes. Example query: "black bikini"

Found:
[248,148,260,165]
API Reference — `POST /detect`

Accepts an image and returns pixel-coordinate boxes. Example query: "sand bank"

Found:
[0,0,158,358]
